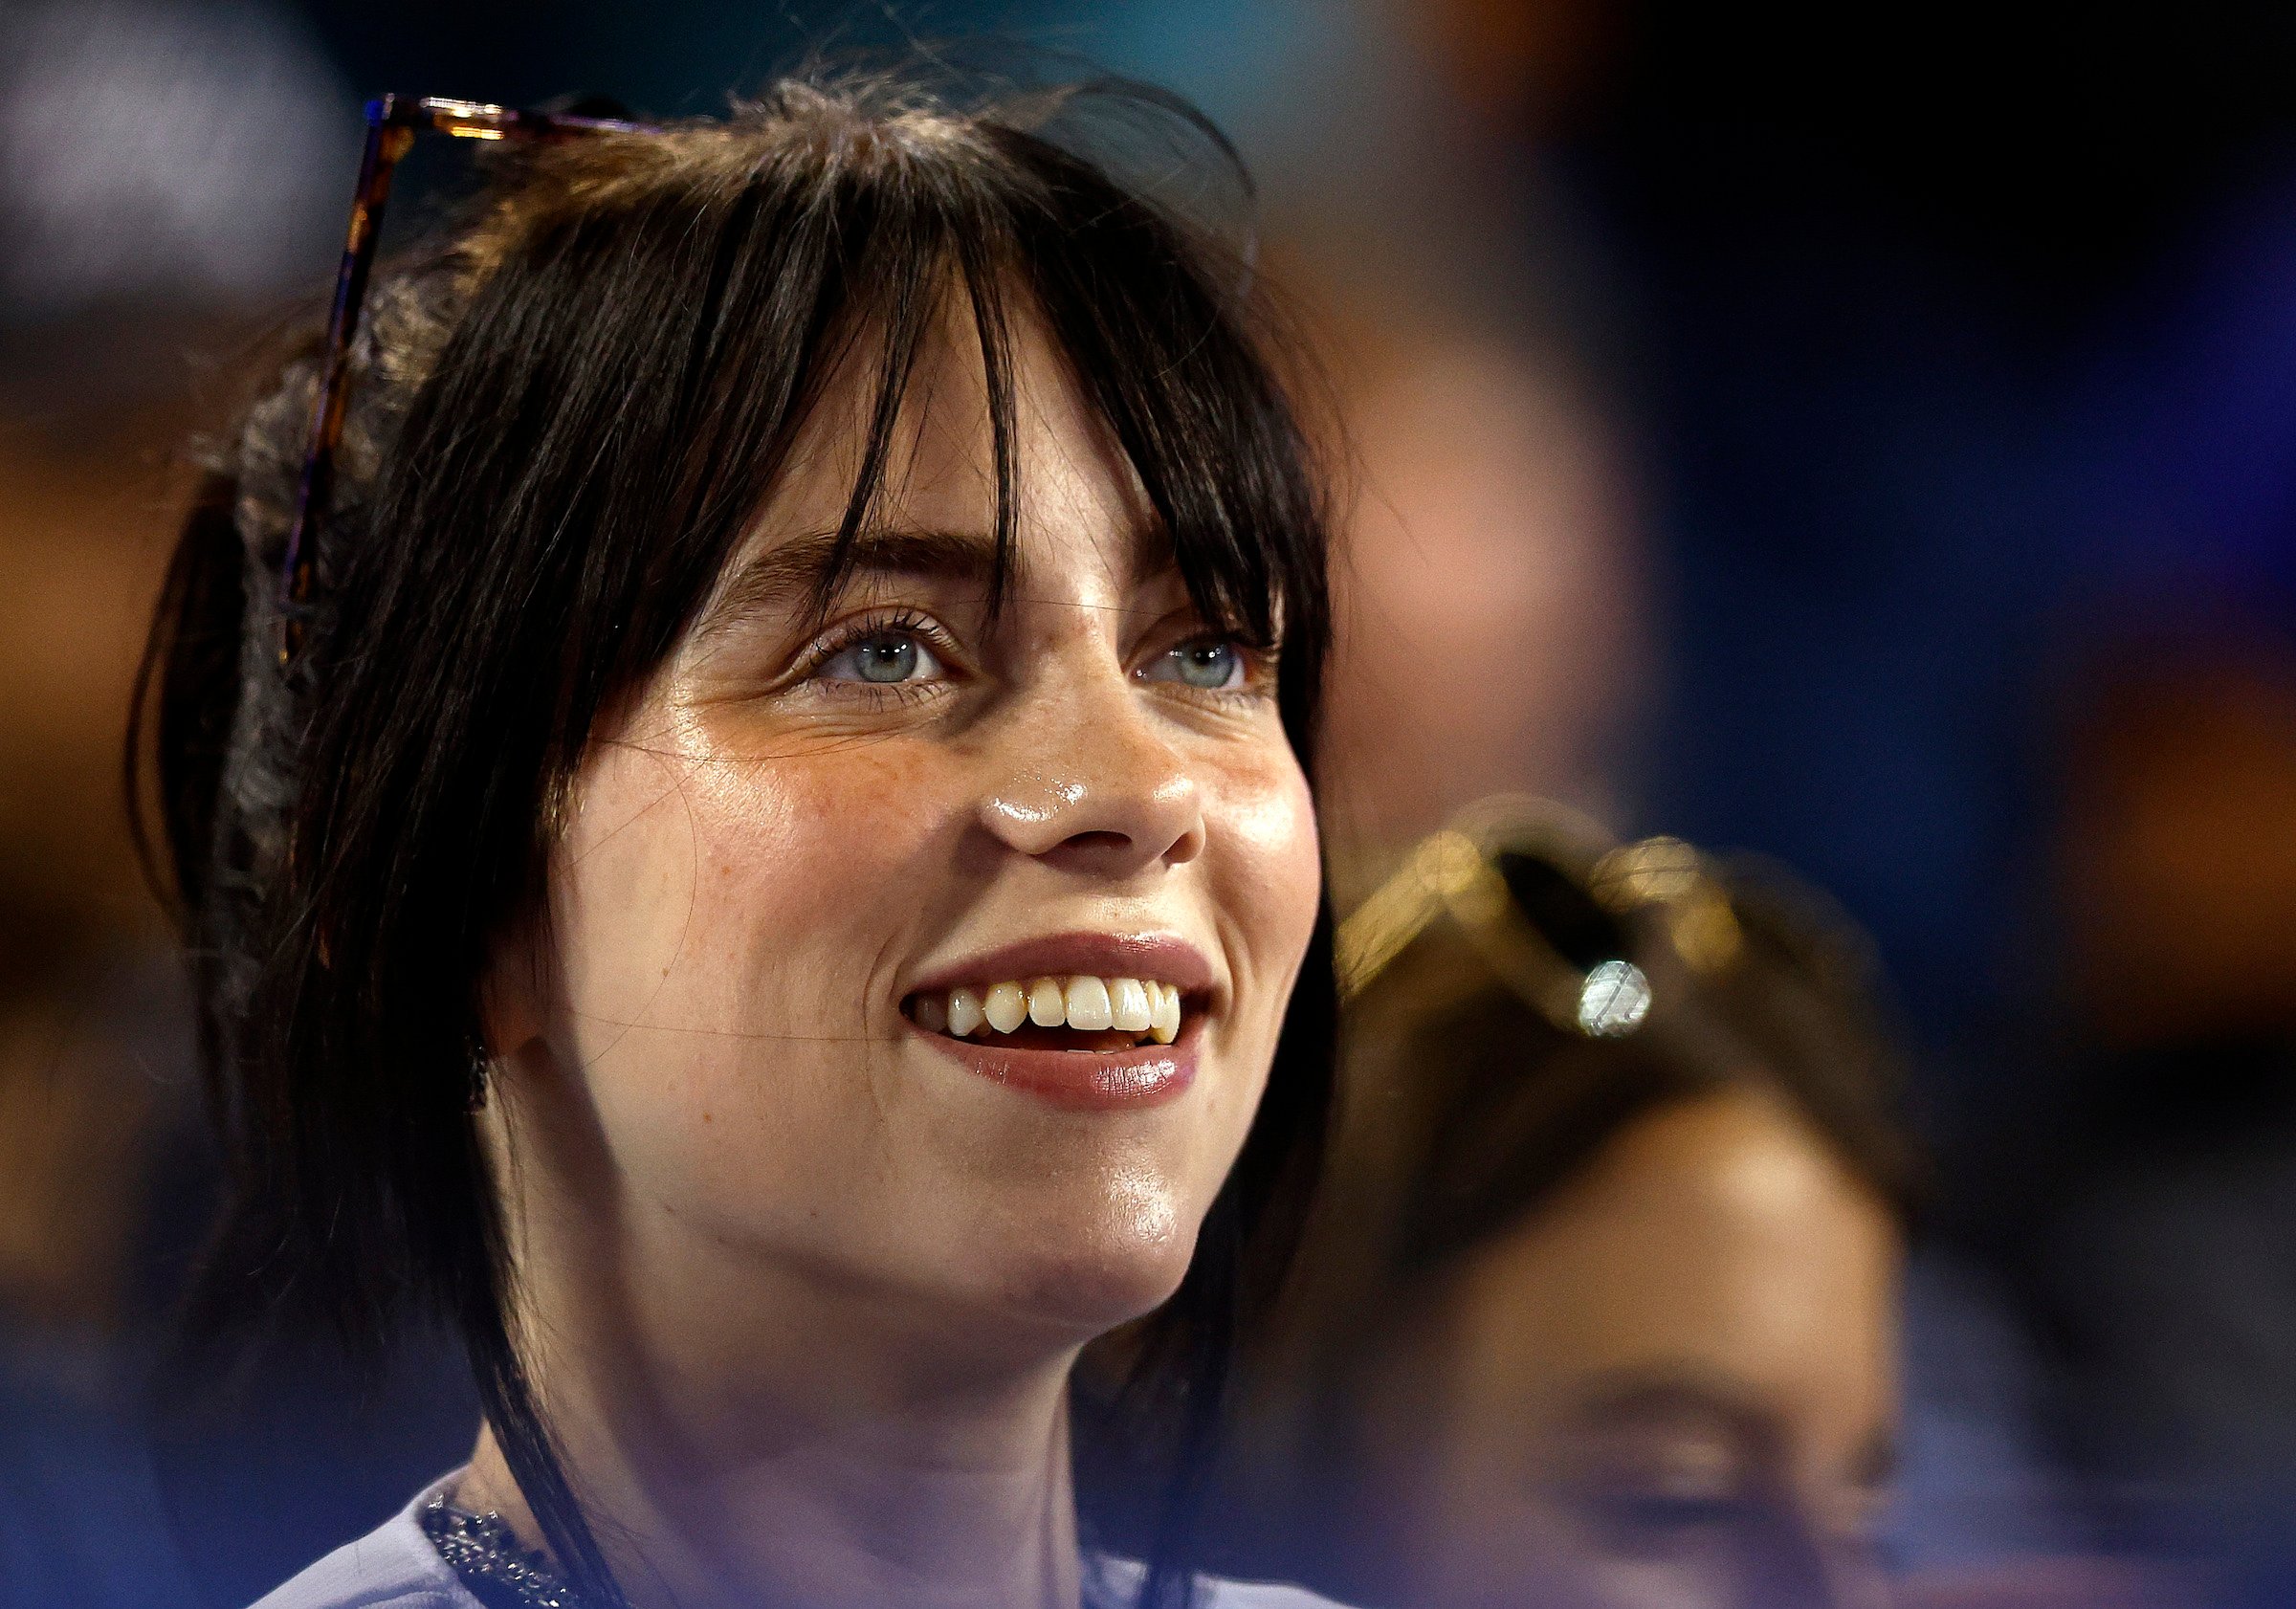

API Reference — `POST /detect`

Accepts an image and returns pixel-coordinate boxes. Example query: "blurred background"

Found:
[7,2,2296,1606]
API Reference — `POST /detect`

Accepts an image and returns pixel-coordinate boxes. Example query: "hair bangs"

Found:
[615,106,1327,716]
[992,124,1328,738]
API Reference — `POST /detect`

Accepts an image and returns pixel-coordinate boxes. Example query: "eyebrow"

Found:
[1564,1375,1769,1445]
[1565,1371,1902,1490]
[695,526,1009,640]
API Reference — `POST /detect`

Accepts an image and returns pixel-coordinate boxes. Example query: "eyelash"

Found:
[784,611,1278,707]
[1146,633,1278,706]
[789,608,960,704]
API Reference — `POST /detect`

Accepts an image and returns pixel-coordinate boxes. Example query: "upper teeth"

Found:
[919,976,1183,1045]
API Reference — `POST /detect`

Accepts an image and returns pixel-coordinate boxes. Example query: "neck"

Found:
[461,1389,1083,1609]
[458,1199,1089,1609]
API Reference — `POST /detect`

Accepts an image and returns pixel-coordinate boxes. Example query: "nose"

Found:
[977,676,1205,879]
[1732,1501,1886,1609]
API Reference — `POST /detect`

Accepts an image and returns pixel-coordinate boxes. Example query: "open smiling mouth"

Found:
[902,974,1191,1053]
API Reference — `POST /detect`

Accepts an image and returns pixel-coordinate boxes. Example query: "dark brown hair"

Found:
[133,70,1336,1609]
[1362,852,1920,1278]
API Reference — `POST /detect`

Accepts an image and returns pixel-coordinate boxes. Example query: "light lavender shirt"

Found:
[252,1475,1347,1609]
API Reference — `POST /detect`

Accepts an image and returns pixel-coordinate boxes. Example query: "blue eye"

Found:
[816,631,941,686]
[1148,638,1246,692]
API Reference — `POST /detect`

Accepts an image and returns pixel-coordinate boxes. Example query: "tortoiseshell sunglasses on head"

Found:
[277,93,655,661]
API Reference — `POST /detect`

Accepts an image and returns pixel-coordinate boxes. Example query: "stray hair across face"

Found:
[134,69,1336,1609]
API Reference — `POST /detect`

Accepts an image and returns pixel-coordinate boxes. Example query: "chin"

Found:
[982,1176,1202,1337]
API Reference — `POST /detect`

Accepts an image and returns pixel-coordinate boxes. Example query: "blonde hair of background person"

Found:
[135,70,1352,1609]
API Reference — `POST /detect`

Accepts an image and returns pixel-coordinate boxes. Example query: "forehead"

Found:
[760,290,1163,588]
[1431,1090,1900,1458]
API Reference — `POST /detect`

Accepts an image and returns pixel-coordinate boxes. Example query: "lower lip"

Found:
[911,1014,1202,1111]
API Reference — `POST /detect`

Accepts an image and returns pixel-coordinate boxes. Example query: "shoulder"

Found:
[1198,1576,1357,1608]
[1093,1555,1356,1609]
[247,1479,473,1609]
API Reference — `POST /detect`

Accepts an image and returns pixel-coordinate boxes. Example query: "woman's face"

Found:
[495,307,1321,1358]
[1357,1088,1899,1609]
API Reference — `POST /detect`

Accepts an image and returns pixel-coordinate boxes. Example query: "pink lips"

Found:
[905,932,1212,1112]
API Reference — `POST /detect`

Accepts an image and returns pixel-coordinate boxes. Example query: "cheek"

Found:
[548,727,958,1067]
[684,738,947,969]
[1215,747,1323,1001]
[540,724,990,1255]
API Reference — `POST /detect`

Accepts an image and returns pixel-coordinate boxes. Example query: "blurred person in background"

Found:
[1272,0,1648,889]
[1170,801,1916,1609]
[1082,800,2167,1609]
